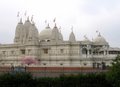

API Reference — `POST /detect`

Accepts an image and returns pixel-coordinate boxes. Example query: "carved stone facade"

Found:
[0,18,120,68]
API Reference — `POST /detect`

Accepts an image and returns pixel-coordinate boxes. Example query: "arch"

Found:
[82,48,87,55]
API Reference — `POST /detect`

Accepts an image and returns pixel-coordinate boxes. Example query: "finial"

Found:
[53,17,56,23]
[53,18,57,28]
[17,11,20,23]
[17,11,20,17]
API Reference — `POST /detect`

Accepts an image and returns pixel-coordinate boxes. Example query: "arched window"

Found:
[82,48,87,54]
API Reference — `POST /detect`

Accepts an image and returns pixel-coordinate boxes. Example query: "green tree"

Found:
[107,55,120,87]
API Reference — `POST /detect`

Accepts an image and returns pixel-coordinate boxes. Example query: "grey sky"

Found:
[0,0,120,47]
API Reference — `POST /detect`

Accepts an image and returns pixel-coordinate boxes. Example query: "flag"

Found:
[17,12,19,17]
[53,17,56,22]
[96,30,98,33]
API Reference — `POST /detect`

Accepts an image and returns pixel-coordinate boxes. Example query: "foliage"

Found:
[3,55,120,87]
[0,72,112,87]
[0,72,36,87]
[106,55,120,87]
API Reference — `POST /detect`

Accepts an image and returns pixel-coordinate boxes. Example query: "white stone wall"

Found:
[0,42,118,67]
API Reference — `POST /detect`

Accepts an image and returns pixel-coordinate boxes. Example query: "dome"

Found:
[93,33,108,45]
[39,24,52,41]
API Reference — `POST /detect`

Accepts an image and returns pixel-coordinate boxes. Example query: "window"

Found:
[47,40,50,42]
[60,49,64,54]
[43,49,48,54]
[43,63,46,65]
[11,51,15,55]
[20,49,25,55]
[2,51,6,55]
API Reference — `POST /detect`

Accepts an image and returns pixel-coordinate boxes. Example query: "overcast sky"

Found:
[0,0,120,47]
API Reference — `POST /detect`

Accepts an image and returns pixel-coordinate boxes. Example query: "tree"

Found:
[107,55,120,87]
[21,56,38,65]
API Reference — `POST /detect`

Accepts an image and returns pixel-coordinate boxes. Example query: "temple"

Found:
[0,17,120,70]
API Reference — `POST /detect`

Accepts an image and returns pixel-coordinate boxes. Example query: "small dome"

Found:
[82,36,91,44]
[39,24,52,41]
[93,33,108,45]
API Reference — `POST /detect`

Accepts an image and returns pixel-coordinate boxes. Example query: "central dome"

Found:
[39,25,52,41]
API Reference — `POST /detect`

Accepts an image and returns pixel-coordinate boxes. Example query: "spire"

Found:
[69,27,76,42]
[51,23,59,41]
[53,17,57,28]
